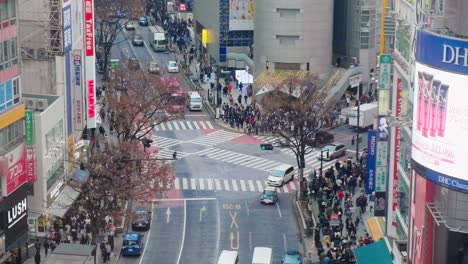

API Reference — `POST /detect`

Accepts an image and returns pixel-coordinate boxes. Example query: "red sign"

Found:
[1,144,27,195]
[392,79,403,227]
[330,214,338,221]
[87,80,95,118]
[84,0,94,56]
[26,148,36,183]
[179,3,187,12]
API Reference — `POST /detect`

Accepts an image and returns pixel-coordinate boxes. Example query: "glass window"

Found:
[11,38,17,64]
[0,42,3,70]
[398,169,410,224]
[3,41,9,61]
[0,2,7,21]
[10,0,16,19]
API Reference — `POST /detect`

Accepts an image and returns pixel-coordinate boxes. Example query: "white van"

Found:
[252,247,272,264]
[267,164,295,187]
[187,91,202,111]
[217,250,239,264]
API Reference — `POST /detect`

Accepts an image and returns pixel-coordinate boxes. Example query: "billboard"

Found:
[366,130,377,194]
[229,0,254,31]
[378,55,393,90]
[73,51,83,131]
[26,148,36,183]
[25,111,34,146]
[1,143,27,196]
[391,79,403,227]
[62,3,72,52]
[84,0,96,128]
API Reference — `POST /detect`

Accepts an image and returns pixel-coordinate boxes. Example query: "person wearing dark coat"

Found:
[34,251,41,264]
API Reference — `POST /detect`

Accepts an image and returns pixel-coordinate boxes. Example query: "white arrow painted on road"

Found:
[199,206,207,222]
[166,207,171,223]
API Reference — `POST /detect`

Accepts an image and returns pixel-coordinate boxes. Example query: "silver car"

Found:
[316,143,347,161]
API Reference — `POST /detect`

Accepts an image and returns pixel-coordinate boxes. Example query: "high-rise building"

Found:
[0,0,30,256]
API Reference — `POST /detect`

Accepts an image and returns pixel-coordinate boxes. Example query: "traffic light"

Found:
[260,144,273,150]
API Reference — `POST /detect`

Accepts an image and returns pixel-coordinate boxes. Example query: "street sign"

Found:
[349,74,362,88]
[378,55,393,90]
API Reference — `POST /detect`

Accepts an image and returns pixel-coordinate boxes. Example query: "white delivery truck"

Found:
[345,102,377,129]
[252,247,272,264]
[187,91,202,111]
[148,25,167,52]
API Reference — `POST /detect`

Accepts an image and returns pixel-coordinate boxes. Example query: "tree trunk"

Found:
[297,167,305,200]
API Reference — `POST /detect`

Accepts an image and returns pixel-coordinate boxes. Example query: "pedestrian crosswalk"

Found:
[187,130,244,146]
[195,148,293,172]
[172,177,299,193]
[150,149,190,160]
[148,136,184,148]
[154,120,214,131]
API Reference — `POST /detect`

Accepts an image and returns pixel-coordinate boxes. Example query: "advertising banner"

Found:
[391,79,403,227]
[376,142,388,167]
[379,55,393,90]
[26,148,36,183]
[229,0,254,31]
[65,54,73,135]
[1,144,27,196]
[73,50,83,131]
[62,4,72,52]
[84,0,96,128]
[374,191,386,217]
[25,111,34,146]
[378,90,390,115]
[366,130,377,194]
[377,116,389,141]
[375,167,387,192]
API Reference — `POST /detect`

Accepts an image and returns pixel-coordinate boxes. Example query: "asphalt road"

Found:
[113,23,368,264]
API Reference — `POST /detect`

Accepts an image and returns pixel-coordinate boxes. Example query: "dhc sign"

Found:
[7,198,27,229]
[416,30,468,74]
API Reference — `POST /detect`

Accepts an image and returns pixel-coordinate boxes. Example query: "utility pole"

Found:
[356,85,361,161]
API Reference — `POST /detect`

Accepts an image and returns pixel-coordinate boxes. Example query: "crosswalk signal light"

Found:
[260,144,273,150]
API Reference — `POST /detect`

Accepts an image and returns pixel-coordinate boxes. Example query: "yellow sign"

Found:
[367,217,383,241]
[202,29,209,44]
[0,104,25,129]
[380,0,388,54]
[378,90,390,115]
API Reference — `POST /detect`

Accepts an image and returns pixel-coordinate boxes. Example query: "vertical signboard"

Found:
[391,79,403,227]
[84,0,96,128]
[73,50,83,131]
[62,3,72,52]
[25,111,34,146]
[366,130,377,194]
[26,148,36,183]
[379,55,393,90]
[1,144,27,196]
[374,190,386,216]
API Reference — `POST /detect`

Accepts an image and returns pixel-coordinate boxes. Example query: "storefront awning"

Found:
[353,240,392,264]
[48,186,80,218]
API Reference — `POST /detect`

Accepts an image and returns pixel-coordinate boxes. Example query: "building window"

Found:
[276,35,300,47]
[0,0,16,23]
[277,8,300,18]
[45,119,64,155]
[0,120,24,152]
[0,38,18,70]
[0,77,20,111]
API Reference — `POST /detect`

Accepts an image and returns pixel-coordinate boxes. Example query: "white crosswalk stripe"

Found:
[148,136,183,148]
[154,120,215,131]
[150,149,189,160]
[196,148,292,172]
[172,177,299,193]
[188,130,243,146]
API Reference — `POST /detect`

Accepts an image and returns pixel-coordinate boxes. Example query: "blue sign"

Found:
[413,162,468,193]
[62,5,72,52]
[366,130,377,194]
[416,30,468,74]
[65,53,73,135]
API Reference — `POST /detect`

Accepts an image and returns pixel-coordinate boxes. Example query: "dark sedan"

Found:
[131,210,151,230]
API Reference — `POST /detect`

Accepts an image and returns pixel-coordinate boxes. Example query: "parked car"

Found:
[121,233,144,256]
[125,21,136,30]
[282,251,302,264]
[307,130,334,146]
[267,165,295,187]
[131,210,151,230]
[167,60,179,73]
[316,143,347,161]
[260,186,278,205]
[132,34,144,46]
[128,56,139,69]
[138,16,148,26]
[148,61,161,74]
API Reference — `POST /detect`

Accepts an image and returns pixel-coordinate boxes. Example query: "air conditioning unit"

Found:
[36,99,49,110]
[23,97,37,110]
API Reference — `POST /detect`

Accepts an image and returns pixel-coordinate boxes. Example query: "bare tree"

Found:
[70,142,172,243]
[102,63,184,142]
[94,0,145,80]
[260,74,336,200]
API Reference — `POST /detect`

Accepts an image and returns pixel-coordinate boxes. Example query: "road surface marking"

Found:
[256,160,279,171]
[231,179,239,191]
[239,180,247,191]
[199,206,207,222]
[166,122,173,130]
[178,121,187,130]
[215,179,222,190]
[172,121,180,130]
[190,178,197,190]
[276,202,283,218]
[289,181,296,191]
[159,123,167,131]
[185,121,194,130]
[200,121,207,129]
[138,202,154,264]
[229,212,238,228]
[223,155,246,163]
[182,178,188,189]
[223,179,230,191]
[176,200,187,264]
[174,178,180,189]
[199,178,205,190]
[283,233,287,252]
[247,180,255,192]
[256,180,264,192]
[152,197,217,201]
[249,232,252,251]
[185,114,206,117]
[205,121,214,129]
[238,157,263,166]
[282,185,289,193]
[193,121,200,129]
[166,207,171,223]
[206,178,213,190]
[244,200,250,216]
[230,230,240,250]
